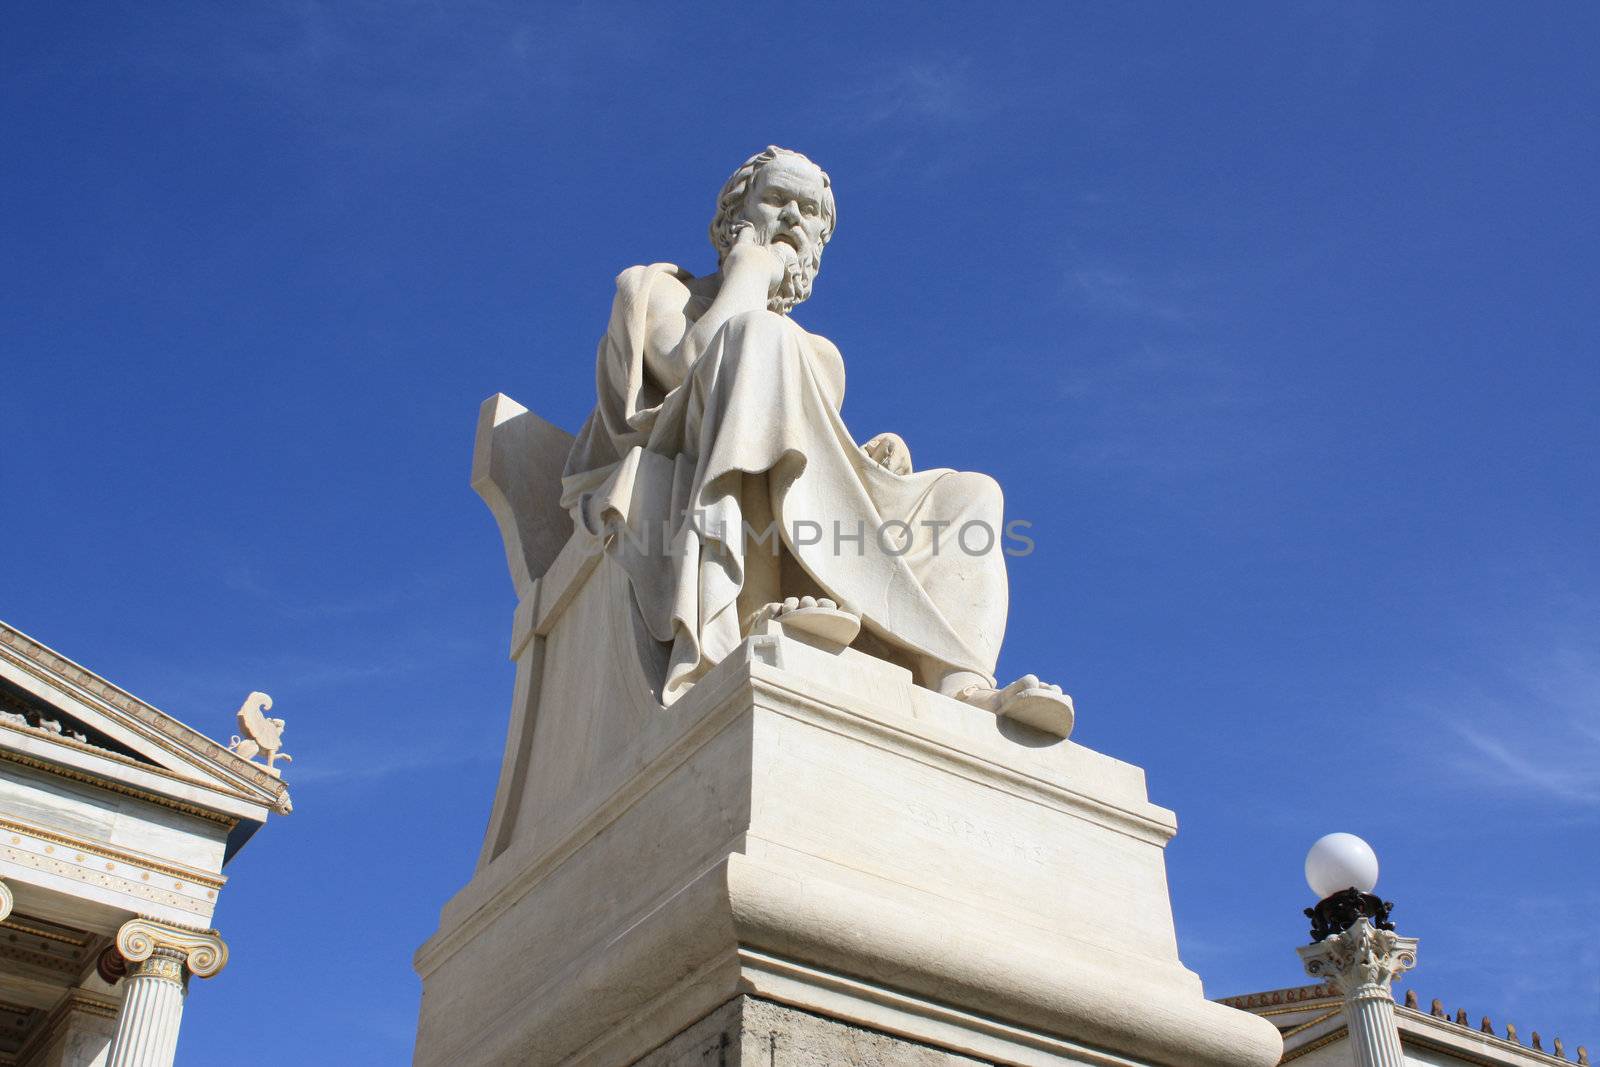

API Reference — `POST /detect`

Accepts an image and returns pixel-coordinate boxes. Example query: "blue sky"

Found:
[4,2,1597,1061]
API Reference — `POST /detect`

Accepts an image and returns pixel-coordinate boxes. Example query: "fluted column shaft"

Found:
[104,918,228,1067]
[107,950,188,1067]
[1344,981,1407,1067]
[1298,918,1418,1067]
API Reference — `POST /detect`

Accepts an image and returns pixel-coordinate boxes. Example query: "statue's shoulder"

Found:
[613,263,696,321]
[804,329,841,360]
[615,262,694,295]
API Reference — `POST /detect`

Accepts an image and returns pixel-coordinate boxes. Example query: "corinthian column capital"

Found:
[116,918,229,982]
[1298,917,1418,1000]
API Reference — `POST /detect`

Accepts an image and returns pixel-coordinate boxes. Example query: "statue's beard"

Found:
[719,225,822,314]
[768,246,820,315]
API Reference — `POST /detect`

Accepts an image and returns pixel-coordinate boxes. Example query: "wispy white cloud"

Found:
[1060,341,1248,405]
[109,631,488,756]
[1055,339,1281,477]
[218,564,433,621]
[1428,640,1600,810]
[830,60,983,130]
[287,747,494,786]
[131,2,660,145]
[1067,265,1197,323]
[1453,724,1600,807]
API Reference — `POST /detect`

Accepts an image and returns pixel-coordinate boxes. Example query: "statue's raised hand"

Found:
[724,221,786,293]
[863,432,913,476]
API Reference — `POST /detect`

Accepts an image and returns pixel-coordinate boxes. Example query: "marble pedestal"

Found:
[636,996,1000,1065]
[410,397,1280,1067]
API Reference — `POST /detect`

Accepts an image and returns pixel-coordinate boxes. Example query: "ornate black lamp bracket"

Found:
[1304,887,1395,942]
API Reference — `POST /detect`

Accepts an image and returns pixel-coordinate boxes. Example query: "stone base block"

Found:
[637,996,992,1067]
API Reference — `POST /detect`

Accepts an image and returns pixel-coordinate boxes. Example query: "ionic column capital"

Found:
[1298,917,1418,1000]
[116,918,228,982]
[0,878,12,924]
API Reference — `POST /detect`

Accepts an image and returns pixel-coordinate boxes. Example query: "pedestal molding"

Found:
[422,853,1278,1067]
[747,662,1175,843]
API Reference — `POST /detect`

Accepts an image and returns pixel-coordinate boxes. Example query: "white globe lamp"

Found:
[1305,832,1379,899]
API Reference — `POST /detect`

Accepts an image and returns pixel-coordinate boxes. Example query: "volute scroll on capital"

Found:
[0,879,12,924]
[116,917,229,980]
[1298,917,1417,997]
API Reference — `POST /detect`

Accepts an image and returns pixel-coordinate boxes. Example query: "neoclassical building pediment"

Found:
[0,621,290,849]
[0,619,291,1066]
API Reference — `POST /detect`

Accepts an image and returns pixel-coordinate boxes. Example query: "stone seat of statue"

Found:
[469,393,577,597]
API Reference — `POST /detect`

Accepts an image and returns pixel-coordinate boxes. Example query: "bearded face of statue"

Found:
[736,155,829,313]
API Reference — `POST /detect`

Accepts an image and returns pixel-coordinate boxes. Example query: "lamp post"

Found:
[1296,834,1417,1067]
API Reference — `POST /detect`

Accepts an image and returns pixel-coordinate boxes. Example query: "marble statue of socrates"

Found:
[561,146,1073,734]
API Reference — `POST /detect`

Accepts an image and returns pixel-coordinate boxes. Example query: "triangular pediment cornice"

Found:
[0,621,292,818]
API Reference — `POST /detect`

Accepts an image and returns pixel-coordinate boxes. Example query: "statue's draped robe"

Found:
[563,263,1007,704]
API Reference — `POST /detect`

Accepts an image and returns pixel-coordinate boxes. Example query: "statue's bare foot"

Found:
[954,674,1074,739]
[757,596,860,652]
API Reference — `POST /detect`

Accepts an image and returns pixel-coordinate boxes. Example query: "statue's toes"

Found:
[1005,674,1042,695]
[997,686,1074,740]
[769,599,861,653]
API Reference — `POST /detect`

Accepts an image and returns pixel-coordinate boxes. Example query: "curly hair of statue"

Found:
[708,145,836,264]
